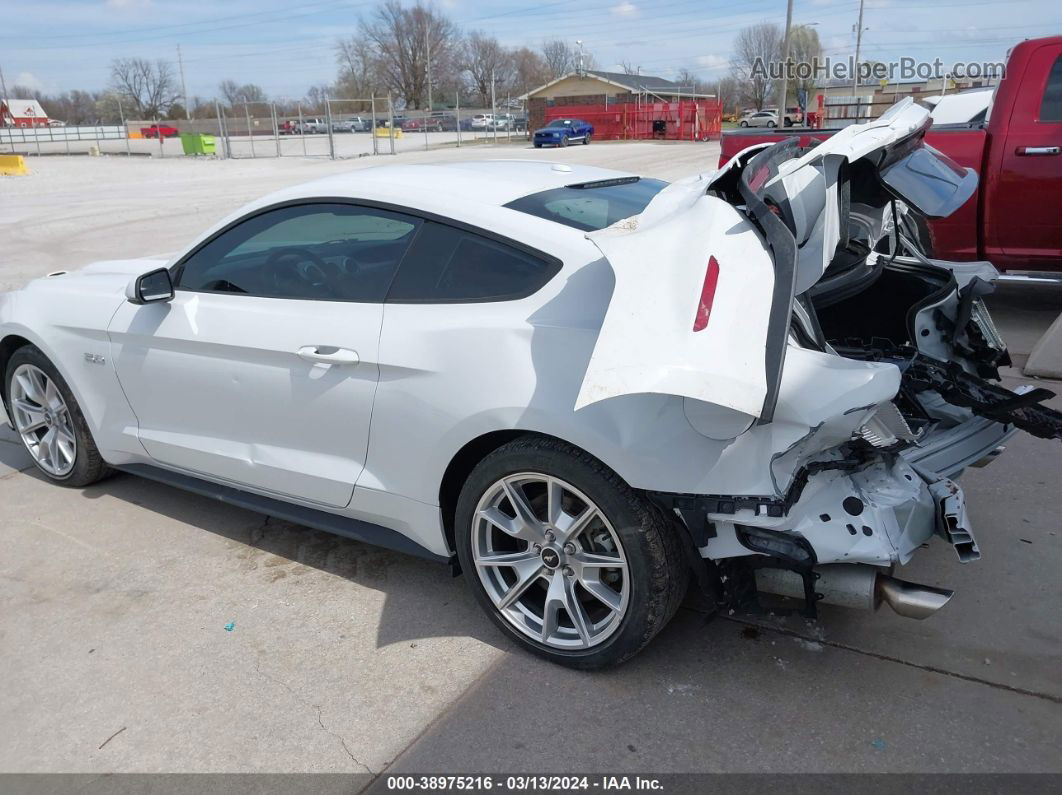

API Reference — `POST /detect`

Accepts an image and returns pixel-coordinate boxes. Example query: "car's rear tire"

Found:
[583,133,591,145]
[5,345,111,488]
[767,120,777,127]
[534,143,542,148]
[455,436,690,669]
[740,120,749,127]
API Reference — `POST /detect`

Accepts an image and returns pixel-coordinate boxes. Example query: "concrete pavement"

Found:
[0,145,1059,780]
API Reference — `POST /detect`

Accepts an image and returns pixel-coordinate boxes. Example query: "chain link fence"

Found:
[1,93,529,159]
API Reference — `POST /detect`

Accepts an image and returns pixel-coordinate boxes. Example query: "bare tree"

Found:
[336,36,379,103]
[463,31,514,106]
[730,22,781,110]
[360,0,459,110]
[510,46,549,97]
[304,84,335,113]
[541,40,595,79]
[787,25,823,109]
[708,76,740,114]
[619,60,641,76]
[109,57,180,118]
[218,80,267,108]
[674,67,703,94]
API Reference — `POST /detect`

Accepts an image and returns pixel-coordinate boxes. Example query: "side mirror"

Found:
[126,267,174,305]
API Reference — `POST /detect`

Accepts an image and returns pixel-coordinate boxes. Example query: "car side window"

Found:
[386,221,560,303]
[1040,55,1062,122]
[174,203,420,302]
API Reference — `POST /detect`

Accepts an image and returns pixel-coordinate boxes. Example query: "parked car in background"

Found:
[739,111,777,128]
[720,34,1062,272]
[402,117,441,132]
[430,112,458,131]
[279,120,299,135]
[300,118,328,134]
[470,113,494,130]
[782,106,803,126]
[140,124,180,139]
[332,117,370,133]
[374,115,407,129]
[532,118,593,147]
[489,113,516,131]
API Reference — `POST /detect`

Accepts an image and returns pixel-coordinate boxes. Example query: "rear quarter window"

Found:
[386,221,560,303]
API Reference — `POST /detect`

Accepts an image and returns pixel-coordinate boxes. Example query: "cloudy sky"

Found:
[2,0,1059,99]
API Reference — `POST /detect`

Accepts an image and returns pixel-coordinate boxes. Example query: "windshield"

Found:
[547,120,573,127]
[504,177,668,232]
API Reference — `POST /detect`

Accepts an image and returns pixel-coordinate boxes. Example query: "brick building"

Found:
[521,70,711,131]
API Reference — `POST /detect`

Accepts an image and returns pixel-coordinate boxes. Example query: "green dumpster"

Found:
[180,133,217,156]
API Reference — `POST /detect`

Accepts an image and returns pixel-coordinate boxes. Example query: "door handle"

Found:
[296,346,360,365]
[1016,146,1060,156]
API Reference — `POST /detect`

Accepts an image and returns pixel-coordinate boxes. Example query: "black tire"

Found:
[767,120,776,128]
[5,345,111,487]
[739,120,749,127]
[534,143,542,148]
[560,136,569,147]
[583,133,591,145]
[455,435,690,669]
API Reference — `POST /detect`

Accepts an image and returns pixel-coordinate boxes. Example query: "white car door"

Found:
[107,202,422,508]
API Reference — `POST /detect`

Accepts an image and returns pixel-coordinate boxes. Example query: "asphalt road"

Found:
[0,144,1060,780]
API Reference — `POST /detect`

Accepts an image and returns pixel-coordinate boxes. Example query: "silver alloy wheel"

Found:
[9,363,77,477]
[472,473,629,650]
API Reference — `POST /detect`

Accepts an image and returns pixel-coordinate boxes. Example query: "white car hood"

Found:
[577,99,964,422]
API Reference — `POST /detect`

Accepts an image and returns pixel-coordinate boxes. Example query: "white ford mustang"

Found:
[2,100,1059,667]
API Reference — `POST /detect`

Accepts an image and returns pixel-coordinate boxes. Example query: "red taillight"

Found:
[693,256,720,332]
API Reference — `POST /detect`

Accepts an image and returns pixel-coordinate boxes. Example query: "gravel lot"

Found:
[1,143,1060,780]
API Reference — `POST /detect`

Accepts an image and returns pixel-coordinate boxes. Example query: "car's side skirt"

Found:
[117,463,451,564]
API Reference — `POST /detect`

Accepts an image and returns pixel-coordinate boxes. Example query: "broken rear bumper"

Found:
[902,412,1017,479]
[691,455,978,569]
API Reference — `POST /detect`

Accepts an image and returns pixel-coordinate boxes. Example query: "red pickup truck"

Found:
[719,35,1062,272]
[140,124,180,139]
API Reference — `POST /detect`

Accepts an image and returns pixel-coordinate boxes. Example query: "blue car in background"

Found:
[532,118,593,147]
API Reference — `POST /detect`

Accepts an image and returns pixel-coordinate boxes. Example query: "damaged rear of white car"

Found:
[581,99,1062,625]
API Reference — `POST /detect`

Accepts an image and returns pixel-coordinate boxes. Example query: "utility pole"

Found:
[777,0,794,128]
[851,0,866,118]
[0,62,9,127]
[490,68,497,144]
[177,44,190,120]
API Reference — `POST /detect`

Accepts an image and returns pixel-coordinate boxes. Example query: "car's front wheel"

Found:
[455,436,690,669]
[560,136,569,147]
[5,345,110,487]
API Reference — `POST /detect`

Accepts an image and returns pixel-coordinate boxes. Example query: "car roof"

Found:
[260,160,638,209]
